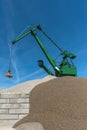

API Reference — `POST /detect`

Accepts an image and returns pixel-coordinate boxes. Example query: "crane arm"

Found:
[12,31,31,44]
[11,24,77,76]
[11,25,60,75]
[12,25,39,44]
[30,30,60,73]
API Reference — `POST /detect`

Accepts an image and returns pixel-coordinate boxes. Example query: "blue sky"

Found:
[0,0,87,88]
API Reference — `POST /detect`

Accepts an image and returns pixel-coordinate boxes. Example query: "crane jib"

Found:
[11,24,77,77]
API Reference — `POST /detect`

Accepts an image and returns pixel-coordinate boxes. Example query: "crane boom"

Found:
[12,25,38,44]
[30,30,60,73]
[11,24,77,76]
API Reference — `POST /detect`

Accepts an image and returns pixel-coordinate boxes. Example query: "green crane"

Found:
[11,24,77,76]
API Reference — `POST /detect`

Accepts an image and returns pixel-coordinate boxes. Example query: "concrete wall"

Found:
[0,93,29,126]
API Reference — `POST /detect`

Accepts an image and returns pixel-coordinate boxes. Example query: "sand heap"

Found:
[0,76,55,129]
[0,76,55,93]
[13,76,87,130]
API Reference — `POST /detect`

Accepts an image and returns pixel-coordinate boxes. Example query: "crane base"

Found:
[59,65,77,76]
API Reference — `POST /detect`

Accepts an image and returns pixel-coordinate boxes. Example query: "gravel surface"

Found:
[0,127,16,130]
[14,76,87,130]
[16,122,44,130]
[0,76,56,93]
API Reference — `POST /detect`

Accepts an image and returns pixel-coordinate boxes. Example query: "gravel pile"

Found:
[13,76,87,130]
[0,76,56,93]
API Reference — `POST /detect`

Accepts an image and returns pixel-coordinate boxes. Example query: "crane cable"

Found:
[8,43,13,71]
